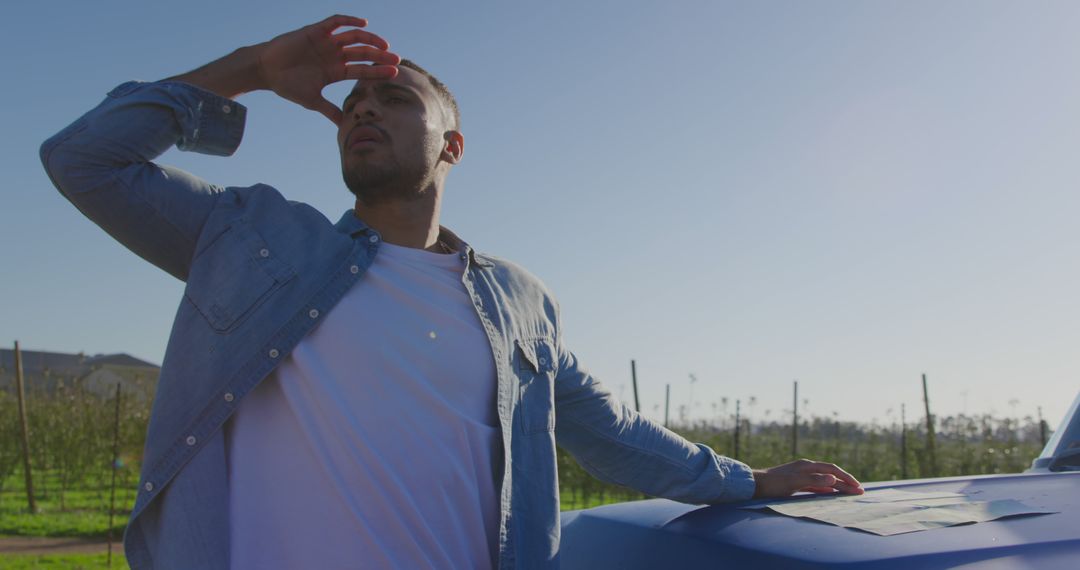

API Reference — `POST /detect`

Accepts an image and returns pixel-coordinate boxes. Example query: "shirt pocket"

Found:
[184,220,296,333]
[515,337,557,434]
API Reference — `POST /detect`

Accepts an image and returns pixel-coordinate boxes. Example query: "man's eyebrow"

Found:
[343,83,418,105]
[377,83,418,95]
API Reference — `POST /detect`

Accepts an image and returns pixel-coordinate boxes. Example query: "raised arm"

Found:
[40,15,399,280]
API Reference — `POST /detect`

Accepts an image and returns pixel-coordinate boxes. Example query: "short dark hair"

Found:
[398,59,461,130]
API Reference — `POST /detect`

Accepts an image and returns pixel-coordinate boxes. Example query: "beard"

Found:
[342,146,440,207]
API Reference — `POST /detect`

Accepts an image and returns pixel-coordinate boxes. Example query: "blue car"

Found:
[560,393,1080,569]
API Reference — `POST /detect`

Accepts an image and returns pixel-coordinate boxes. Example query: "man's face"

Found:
[337,66,455,205]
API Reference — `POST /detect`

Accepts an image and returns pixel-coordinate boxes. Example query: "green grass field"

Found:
[0,553,126,570]
[0,469,133,538]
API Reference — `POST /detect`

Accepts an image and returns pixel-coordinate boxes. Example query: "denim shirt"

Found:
[40,80,755,570]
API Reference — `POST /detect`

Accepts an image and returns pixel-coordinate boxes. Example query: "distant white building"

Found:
[0,347,159,404]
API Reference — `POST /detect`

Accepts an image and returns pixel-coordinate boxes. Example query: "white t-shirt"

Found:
[226,241,500,570]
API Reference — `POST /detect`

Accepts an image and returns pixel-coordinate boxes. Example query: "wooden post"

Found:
[663,384,670,428]
[833,417,841,452]
[900,403,908,479]
[107,383,122,567]
[13,341,36,514]
[688,374,697,425]
[734,399,741,460]
[1037,406,1048,448]
[922,374,937,477]
[792,380,799,459]
[744,418,752,457]
[631,360,640,413]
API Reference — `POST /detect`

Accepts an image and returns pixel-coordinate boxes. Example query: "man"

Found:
[41,15,862,570]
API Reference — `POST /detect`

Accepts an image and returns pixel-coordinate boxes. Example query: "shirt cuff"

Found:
[106,80,247,157]
[701,444,756,502]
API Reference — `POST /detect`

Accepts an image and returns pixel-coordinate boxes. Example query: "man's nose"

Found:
[351,99,382,121]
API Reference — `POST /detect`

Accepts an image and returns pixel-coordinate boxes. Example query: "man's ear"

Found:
[440,130,464,165]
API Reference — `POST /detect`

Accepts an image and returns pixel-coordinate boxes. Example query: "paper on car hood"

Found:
[742,488,1057,535]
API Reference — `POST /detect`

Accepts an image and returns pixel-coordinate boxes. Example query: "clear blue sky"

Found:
[4,1,1079,428]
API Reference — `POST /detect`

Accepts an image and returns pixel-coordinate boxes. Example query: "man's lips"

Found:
[347,125,387,148]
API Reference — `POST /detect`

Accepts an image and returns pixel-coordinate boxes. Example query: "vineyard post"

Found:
[688,374,697,424]
[734,399,741,460]
[900,403,908,479]
[832,416,840,455]
[631,360,640,413]
[792,380,799,459]
[664,384,670,428]
[13,341,36,513]
[744,418,751,457]
[1038,407,1047,448]
[922,374,938,476]
[107,382,122,567]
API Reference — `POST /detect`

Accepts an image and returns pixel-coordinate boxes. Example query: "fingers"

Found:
[792,472,835,492]
[311,97,343,126]
[332,29,391,51]
[318,17,398,83]
[834,481,865,494]
[342,46,401,66]
[801,482,864,495]
[320,14,369,33]
[796,463,863,495]
[807,461,863,490]
[754,459,865,499]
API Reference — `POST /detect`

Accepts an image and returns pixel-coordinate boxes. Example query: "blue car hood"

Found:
[560,471,1080,569]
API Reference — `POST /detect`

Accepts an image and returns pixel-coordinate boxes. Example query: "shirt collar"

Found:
[334,209,371,238]
[334,209,494,268]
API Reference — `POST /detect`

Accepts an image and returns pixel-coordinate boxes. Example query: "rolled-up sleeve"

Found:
[40,80,247,281]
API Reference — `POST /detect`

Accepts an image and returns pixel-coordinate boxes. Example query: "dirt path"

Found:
[0,536,114,556]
